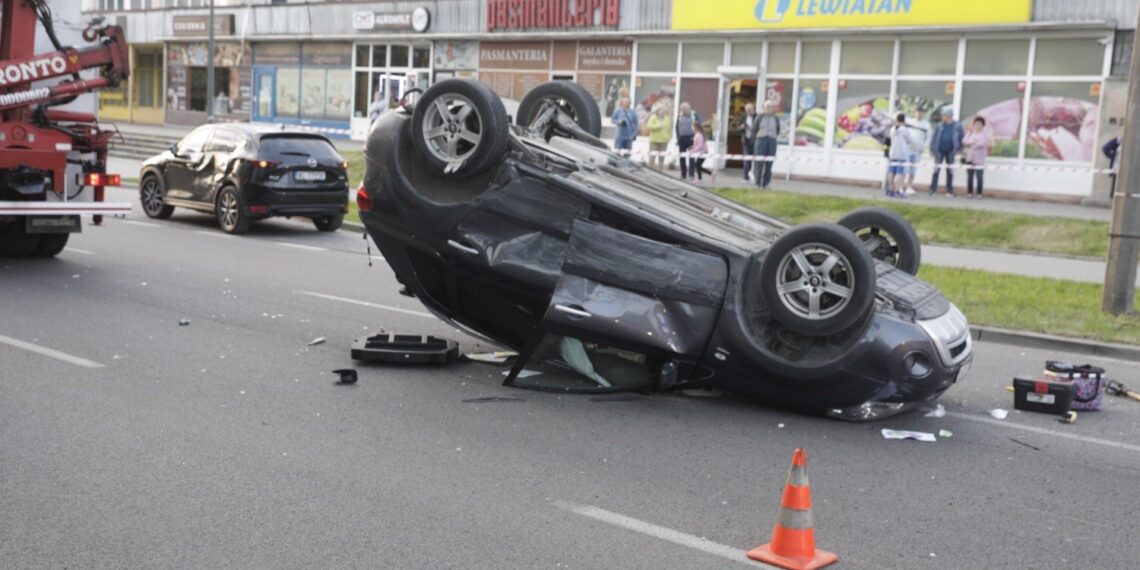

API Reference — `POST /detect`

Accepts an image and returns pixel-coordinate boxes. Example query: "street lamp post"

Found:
[1103,13,1140,314]
[206,0,215,122]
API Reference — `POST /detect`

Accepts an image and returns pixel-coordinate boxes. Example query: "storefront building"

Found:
[85,0,1137,199]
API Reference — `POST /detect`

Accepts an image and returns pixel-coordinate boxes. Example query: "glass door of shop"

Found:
[717,70,761,171]
[252,67,275,122]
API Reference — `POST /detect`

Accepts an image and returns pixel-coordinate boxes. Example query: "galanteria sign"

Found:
[0,54,69,86]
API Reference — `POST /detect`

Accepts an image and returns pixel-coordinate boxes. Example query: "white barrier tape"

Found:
[616,150,1117,175]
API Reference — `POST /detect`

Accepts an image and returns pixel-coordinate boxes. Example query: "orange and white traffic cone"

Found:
[747,448,838,570]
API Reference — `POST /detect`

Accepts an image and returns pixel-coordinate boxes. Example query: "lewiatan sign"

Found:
[672,0,1031,31]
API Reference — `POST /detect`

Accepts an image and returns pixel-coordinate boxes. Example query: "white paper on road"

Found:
[881,429,937,442]
[990,408,1010,420]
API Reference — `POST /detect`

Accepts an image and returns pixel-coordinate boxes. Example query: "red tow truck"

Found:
[0,0,130,256]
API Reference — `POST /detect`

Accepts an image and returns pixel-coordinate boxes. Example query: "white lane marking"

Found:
[945,411,1140,454]
[122,220,160,228]
[295,290,434,319]
[552,500,775,569]
[0,334,104,369]
[275,242,328,252]
[63,247,94,255]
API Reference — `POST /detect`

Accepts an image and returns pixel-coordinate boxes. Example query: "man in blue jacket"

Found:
[929,110,964,197]
[611,97,638,154]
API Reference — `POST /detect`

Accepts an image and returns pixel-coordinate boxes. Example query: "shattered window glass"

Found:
[510,335,654,393]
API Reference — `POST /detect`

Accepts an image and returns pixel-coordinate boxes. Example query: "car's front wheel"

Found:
[516,81,603,137]
[837,207,921,275]
[215,187,250,234]
[411,79,509,179]
[140,175,174,219]
[312,214,344,232]
[759,223,877,336]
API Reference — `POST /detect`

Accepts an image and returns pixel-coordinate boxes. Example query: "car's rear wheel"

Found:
[216,186,250,234]
[31,233,69,257]
[760,223,876,336]
[837,207,921,275]
[411,79,509,179]
[313,214,344,232]
[516,81,603,137]
[140,175,174,219]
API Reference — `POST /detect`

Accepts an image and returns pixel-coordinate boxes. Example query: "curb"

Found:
[342,220,365,232]
[972,325,1140,362]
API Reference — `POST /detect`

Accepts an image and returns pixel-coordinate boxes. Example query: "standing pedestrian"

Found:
[647,106,672,171]
[368,89,388,124]
[752,101,780,189]
[887,113,917,198]
[611,97,638,155]
[690,123,715,184]
[1104,136,1121,198]
[738,103,757,182]
[929,109,963,197]
[676,102,700,179]
[904,108,932,195]
[962,117,993,199]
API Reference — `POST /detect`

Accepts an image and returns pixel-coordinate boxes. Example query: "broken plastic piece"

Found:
[989,408,1009,420]
[179,319,190,326]
[333,369,357,385]
[308,337,327,346]
[924,404,946,418]
[938,429,953,438]
[881,429,937,442]
[1058,411,1078,424]
[464,351,518,364]
[351,333,459,364]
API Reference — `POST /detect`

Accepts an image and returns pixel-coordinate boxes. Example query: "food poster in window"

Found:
[1027,84,1100,162]
[895,82,953,156]
[832,81,891,151]
[961,82,1023,158]
[795,83,827,147]
[763,79,792,144]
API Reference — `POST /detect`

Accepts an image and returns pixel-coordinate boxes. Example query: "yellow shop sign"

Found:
[672,0,1032,31]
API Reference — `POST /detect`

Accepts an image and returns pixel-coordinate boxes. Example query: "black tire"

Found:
[215,186,250,234]
[759,223,877,336]
[0,222,39,257]
[31,233,69,257]
[411,79,509,180]
[140,175,174,219]
[837,207,921,275]
[517,81,603,137]
[313,214,344,232]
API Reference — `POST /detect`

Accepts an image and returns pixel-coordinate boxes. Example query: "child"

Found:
[690,123,715,184]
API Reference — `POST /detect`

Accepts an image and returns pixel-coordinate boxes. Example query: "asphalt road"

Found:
[3,189,1140,569]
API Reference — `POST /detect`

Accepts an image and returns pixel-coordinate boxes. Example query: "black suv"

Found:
[139,124,349,234]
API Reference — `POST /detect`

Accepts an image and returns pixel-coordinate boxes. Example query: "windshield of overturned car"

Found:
[507,335,656,393]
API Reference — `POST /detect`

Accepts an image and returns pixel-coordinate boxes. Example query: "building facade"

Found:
[83,0,1140,200]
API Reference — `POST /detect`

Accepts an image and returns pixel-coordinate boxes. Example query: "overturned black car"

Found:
[357,79,972,421]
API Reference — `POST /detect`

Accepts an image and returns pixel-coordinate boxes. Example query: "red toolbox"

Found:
[1013,375,1074,415]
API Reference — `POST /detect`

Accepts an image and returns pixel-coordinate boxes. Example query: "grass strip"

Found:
[714,188,1108,259]
[920,265,1140,345]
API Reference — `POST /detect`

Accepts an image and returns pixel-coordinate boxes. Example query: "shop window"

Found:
[730,42,763,68]
[390,45,410,68]
[1027,82,1100,162]
[354,71,369,118]
[188,67,230,113]
[412,46,431,69]
[371,45,387,68]
[899,41,958,76]
[325,69,353,120]
[965,39,1029,76]
[832,80,891,151]
[134,51,162,109]
[961,81,1024,157]
[768,42,796,75]
[839,42,893,75]
[795,80,830,147]
[681,43,724,74]
[637,43,678,73]
[762,78,793,144]
[1034,38,1106,77]
[800,42,831,74]
[301,69,326,119]
[634,75,676,135]
[276,68,300,118]
[355,45,370,68]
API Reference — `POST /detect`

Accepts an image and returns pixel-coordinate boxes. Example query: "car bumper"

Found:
[245,187,348,218]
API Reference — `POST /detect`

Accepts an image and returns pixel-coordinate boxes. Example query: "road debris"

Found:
[989,408,1009,420]
[1106,380,1140,402]
[938,429,953,438]
[924,404,946,418]
[1058,411,1078,424]
[881,429,937,442]
[1009,438,1041,451]
[178,319,190,326]
[308,337,326,346]
[462,397,524,403]
[463,351,518,364]
[333,369,357,384]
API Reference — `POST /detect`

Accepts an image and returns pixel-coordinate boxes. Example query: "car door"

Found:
[197,129,240,203]
[504,219,729,393]
[164,127,213,201]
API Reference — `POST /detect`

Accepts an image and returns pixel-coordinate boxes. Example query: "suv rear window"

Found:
[258,136,340,162]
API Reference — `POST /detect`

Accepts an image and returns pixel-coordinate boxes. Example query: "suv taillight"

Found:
[356,183,372,213]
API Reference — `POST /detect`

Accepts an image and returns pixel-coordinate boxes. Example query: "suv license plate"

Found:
[295,171,326,181]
